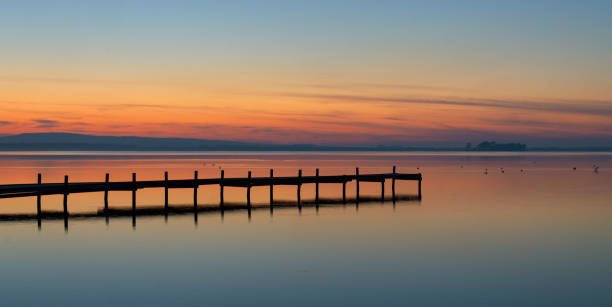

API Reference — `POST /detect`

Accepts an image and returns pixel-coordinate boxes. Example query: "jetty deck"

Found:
[0,166,422,218]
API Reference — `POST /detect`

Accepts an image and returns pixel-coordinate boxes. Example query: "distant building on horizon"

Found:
[471,141,527,151]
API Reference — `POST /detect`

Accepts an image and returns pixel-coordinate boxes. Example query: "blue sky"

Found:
[0,0,611,146]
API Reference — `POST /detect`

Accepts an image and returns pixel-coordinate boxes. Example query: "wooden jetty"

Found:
[0,167,422,219]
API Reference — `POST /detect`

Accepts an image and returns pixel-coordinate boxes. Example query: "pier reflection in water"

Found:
[0,195,420,232]
[0,153,611,306]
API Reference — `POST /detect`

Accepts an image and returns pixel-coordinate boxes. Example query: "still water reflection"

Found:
[0,152,611,306]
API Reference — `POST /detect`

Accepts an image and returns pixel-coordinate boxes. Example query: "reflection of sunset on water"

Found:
[1,1,612,305]
[1,153,611,306]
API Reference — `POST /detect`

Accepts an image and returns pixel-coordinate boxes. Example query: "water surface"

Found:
[0,152,610,306]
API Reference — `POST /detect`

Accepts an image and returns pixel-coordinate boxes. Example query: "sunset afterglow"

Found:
[1,1,611,146]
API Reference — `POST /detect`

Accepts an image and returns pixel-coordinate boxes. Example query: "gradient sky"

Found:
[1,0,611,146]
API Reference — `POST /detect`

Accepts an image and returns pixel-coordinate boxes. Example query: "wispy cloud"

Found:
[284,93,612,117]
[32,119,59,128]
[287,83,472,93]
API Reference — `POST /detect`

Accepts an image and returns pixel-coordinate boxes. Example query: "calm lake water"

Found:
[0,152,611,306]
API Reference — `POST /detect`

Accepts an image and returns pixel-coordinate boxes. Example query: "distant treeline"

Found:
[466,141,527,151]
[0,133,610,152]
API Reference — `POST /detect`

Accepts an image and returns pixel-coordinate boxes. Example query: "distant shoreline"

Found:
[0,151,611,156]
[1,133,610,153]
[1,148,612,153]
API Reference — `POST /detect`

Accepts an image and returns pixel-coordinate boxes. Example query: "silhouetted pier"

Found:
[0,166,421,229]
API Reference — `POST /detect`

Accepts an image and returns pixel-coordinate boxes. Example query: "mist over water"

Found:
[0,152,611,306]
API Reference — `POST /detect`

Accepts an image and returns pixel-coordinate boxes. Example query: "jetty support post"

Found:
[355,167,360,203]
[104,173,109,212]
[164,171,169,210]
[392,166,396,201]
[132,173,136,229]
[269,169,274,206]
[381,175,385,201]
[36,173,42,217]
[315,168,320,204]
[63,175,68,216]
[132,173,136,211]
[247,171,252,208]
[193,170,198,209]
[342,178,346,204]
[220,170,224,207]
[418,174,422,199]
[297,169,302,206]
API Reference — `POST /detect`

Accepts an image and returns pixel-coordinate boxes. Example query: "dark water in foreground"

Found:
[0,152,611,306]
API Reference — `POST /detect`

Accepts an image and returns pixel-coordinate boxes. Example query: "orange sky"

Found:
[1,1,611,146]
[1,72,610,145]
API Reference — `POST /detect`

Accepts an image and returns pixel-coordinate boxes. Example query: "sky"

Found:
[1,0,611,146]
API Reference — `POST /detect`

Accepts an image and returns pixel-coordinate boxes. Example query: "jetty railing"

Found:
[0,166,421,217]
